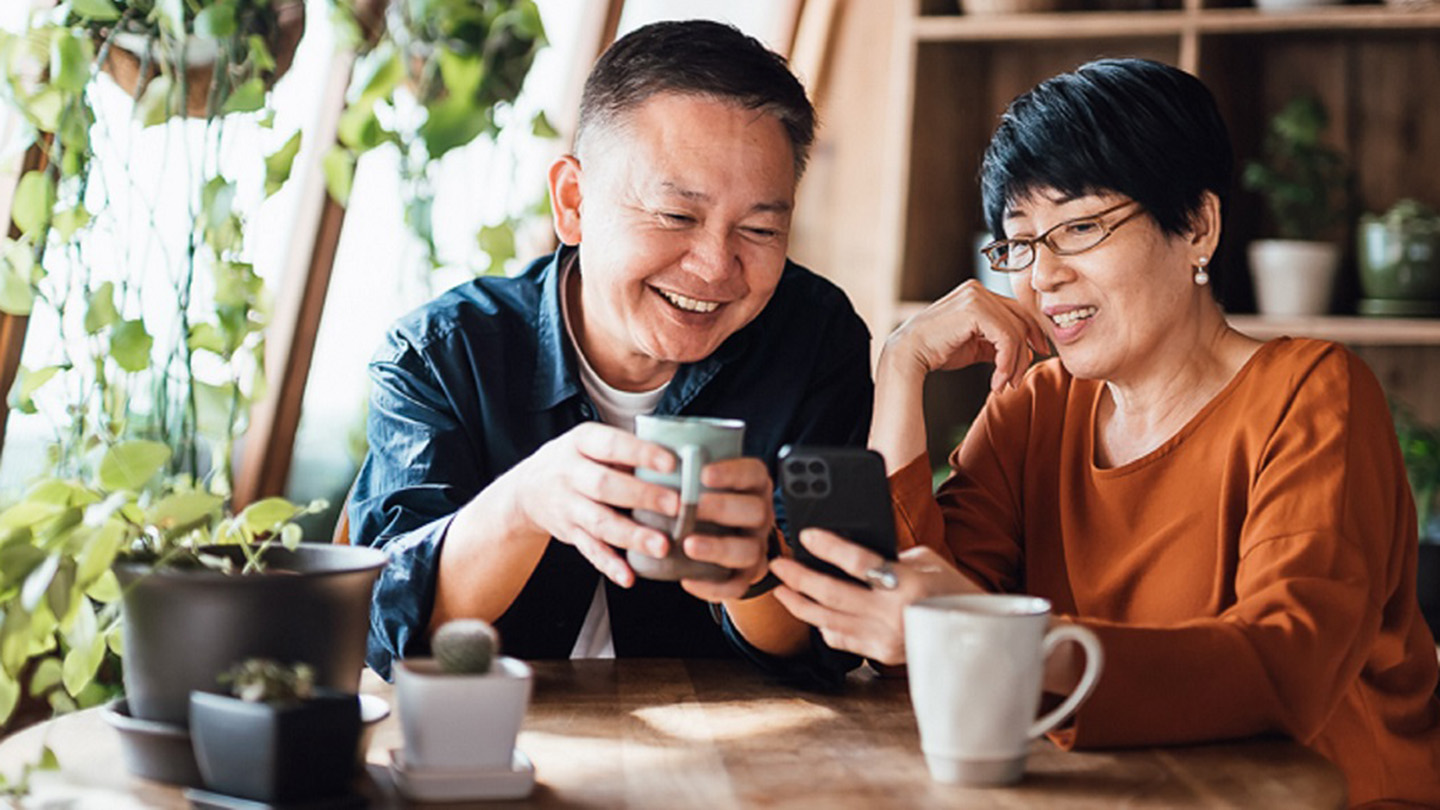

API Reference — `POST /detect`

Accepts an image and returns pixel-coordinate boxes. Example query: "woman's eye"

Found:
[1064,220,1100,236]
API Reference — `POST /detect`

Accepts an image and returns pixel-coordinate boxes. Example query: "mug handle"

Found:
[672,444,707,542]
[1028,623,1104,739]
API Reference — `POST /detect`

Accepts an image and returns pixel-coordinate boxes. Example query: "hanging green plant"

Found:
[327,0,553,273]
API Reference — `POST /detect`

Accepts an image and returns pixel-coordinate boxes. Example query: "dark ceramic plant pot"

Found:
[190,690,361,803]
[114,543,386,727]
[1357,218,1440,315]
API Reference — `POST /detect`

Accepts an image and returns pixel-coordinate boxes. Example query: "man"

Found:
[351,20,872,681]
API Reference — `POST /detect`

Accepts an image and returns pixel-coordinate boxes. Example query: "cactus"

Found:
[433,618,499,674]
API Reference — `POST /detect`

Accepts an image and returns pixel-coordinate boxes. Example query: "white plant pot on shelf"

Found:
[1254,0,1343,12]
[1248,239,1341,317]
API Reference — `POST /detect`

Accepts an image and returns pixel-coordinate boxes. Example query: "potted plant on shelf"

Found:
[1357,199,1440,316]
[1242,95,1348,317]
[189,658,361,804]
[392,618,535,802]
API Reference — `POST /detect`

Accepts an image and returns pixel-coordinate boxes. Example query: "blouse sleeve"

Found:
[1059,348,1412,748]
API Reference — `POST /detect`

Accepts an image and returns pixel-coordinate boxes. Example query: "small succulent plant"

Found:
[432,618,499,674]
[221,659,317,704]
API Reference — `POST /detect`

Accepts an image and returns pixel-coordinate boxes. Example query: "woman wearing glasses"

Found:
[771,58,1440,806]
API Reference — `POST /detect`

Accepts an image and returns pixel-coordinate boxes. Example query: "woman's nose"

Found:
[1026,245,1071,293]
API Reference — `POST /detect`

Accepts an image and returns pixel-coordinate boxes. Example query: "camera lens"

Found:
[807,460,825,475]
[812,480,829,496]
[792,480,810,495]
[787,460,807,477]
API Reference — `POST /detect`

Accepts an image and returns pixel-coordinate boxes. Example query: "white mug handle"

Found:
[1028,623,1104,739]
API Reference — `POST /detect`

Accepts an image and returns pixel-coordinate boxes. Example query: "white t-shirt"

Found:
[560,264,668,659]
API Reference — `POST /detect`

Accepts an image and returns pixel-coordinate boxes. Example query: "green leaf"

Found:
[322,147,356,206]
[76,520,124,588]
[0,668,17,726]
[477,222,516,276]
[337,104,383,152]
[187,322,229,354]
[70,0,121,20]
[46,557,76,626]
[8,364,61,415]
[12,170,55,238]
[50,31,93,94]
[62,600,103,697]
[437,48,483,99]
[240,497,300,533]
[0,263,34,316]
[134,74,174,127]
[248,35,276,73]
[531,110,559,139]
[202,177,238,232]
[221,78,266,115]
[0,499,65,531]
[419,97,488,160]
[86,569,121,603]
[109,319,153,372]
[148,491,224,533]
[194,0,238,40]
[26,87,65,132]
[28,657,63,696]
[0,602,33,674]
[355,47,403,108]
[38,745,59,771]
[84,281,118,334]
[52,205,91,241]
[263,130,302,197]
[97,440,171,492]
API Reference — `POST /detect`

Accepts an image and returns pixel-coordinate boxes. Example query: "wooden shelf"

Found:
[1228,315,1440,344]
[909,5,1440,41]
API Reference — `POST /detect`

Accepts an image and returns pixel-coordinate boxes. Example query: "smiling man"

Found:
[350,20,873,682]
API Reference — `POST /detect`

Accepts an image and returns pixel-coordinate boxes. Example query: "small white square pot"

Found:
[394,656,532,772]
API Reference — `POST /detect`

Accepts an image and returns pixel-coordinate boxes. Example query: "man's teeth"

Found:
[659,290,720,313]
[1051,307,1097,328]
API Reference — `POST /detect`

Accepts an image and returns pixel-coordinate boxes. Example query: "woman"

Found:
[770,58,1440,807]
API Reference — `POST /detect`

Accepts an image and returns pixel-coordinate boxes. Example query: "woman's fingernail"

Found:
[648,538,666,556]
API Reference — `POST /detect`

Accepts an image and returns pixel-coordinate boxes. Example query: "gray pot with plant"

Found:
[1357,199,1440,316]
[189,659,361,803]
[1242,95,1348,317]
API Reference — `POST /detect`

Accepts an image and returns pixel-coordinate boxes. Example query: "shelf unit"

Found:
[878,0,1440,456]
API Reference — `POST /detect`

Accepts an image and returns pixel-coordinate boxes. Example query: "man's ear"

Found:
[548,155,583,246]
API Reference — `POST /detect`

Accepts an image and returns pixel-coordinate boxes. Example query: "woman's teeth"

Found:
[659,290,720,313]
[1051,307,1097,328]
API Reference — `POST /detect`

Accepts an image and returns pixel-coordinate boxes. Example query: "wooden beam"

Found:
[232,50,355,508]
[0,139,53,459]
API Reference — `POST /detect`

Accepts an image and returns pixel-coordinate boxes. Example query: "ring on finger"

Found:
[863,560,899,590]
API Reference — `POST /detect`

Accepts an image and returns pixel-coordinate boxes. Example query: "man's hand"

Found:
[502,422,682,586]
[678,457,776,602]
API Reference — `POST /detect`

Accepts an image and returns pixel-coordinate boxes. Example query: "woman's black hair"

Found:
[980,58,1232,242]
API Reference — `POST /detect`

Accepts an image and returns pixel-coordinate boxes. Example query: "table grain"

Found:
[0,658,1347,809]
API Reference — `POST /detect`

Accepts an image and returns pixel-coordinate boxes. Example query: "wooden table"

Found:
[0,659,1347,809]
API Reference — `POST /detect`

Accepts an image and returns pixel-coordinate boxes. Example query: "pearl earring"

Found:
[1194,256,1210,286]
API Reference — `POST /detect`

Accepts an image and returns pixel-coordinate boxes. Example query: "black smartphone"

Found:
[778,445,898,586]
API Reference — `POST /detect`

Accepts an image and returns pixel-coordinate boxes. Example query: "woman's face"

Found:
[1005,189,1203,383]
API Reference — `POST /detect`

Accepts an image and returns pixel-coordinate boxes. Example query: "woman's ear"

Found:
[548,155,583,246]
[1187,190,1222,257]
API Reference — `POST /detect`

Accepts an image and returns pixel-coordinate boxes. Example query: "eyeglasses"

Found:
[980,201,1146,273]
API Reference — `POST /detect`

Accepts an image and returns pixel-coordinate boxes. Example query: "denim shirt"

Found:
[351,247,873,681]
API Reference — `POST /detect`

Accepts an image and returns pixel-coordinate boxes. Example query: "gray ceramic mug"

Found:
[629,415,746,582]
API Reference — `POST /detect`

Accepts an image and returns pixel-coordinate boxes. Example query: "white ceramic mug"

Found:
[904,594,1103,786]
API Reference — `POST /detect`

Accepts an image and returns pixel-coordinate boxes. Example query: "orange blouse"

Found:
[892,337,1440,807]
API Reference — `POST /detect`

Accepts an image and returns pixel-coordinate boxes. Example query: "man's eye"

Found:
[743,227,778,239]
[661,213,694,224]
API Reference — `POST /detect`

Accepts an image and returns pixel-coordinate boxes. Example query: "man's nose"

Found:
[682,227,740,282]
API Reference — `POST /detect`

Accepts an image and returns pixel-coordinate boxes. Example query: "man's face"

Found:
[551,92,797,391]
